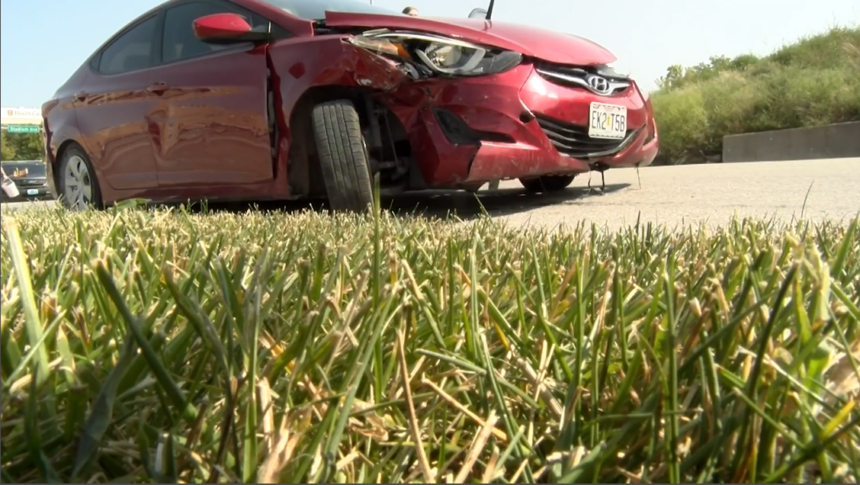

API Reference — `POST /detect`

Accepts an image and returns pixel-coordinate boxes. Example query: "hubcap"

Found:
[63,155,93,210]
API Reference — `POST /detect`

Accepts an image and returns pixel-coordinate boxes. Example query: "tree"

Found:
[656,64,684,90]
[5,132,43,161]
[1,132,16,161]
[729,54,759,72]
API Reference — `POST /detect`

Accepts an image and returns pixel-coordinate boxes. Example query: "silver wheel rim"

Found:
[63,155,93,210]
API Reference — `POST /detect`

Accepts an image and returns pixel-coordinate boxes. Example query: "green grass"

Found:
[1,205,859,483]
[651,26,860,164]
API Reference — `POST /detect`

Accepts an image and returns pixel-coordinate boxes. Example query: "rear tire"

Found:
[519,175,575,193]
[311,100,374,213]
[57,145,103,210]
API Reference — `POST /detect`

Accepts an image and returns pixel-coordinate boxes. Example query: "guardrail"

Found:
[722,121,860,163]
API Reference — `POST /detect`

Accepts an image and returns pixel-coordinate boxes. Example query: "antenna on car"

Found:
[467,1,495,20]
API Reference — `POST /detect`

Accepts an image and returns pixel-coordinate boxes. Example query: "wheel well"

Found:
[286,86,412,197]
[52,140,79,184]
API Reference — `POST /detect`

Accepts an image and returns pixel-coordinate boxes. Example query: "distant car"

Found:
[0,160,52,202]
[42,0,658,211]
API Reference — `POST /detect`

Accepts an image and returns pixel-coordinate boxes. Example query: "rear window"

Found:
[98,16,158,74]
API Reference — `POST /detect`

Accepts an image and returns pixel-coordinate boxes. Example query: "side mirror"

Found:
[468,8,488,19]
[193,13,271,44]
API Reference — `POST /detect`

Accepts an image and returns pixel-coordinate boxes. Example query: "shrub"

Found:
[651,26,860,164]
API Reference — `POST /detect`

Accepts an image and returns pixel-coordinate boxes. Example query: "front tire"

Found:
[311,100,374,213]
[519,175,575,193]
[58,145,102,210]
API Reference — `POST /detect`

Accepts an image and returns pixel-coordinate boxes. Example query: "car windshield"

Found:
[256,0,400,21]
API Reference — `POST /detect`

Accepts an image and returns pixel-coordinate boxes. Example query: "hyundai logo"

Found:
[586,74,612,94]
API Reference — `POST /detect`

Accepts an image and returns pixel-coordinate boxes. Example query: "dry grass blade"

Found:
[516,356,563,419]
[455,410,499,483]
[420,377,508,442]
[257,414,298,484]
[258,378,275,451]
[397,329,435,483]
[480,445,500,484]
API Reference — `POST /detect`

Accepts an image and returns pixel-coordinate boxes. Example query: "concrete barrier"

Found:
[722,121,860,163]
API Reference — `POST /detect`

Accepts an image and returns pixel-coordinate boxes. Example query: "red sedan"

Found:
[42,0,658,211]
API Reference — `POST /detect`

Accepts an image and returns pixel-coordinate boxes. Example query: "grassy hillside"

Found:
[651,26,860,164]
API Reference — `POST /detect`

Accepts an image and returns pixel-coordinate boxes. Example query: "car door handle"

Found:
[146,83,169,94]
[74,91,88,101]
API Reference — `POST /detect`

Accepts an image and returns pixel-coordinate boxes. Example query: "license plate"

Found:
[589,102,627,139]
[27,189,39,196]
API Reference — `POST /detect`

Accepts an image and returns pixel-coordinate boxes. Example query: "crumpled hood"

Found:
[324,12,617,66]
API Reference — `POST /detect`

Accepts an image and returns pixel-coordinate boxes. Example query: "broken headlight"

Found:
[348,30,523,77]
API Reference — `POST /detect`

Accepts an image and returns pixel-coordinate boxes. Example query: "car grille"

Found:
[535,113,641,159]
[535,62,630,96]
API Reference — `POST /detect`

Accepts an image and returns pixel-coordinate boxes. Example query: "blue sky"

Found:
[1,0,857,108]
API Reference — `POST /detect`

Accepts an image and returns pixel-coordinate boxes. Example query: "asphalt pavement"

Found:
[3,158,858,231]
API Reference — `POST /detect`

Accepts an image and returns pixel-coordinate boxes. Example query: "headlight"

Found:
[413,40,522,76]
[348,30,522,78]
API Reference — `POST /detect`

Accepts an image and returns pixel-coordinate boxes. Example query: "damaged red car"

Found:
[42,0,659,211]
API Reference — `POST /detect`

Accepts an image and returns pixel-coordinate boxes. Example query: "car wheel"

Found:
[520,175,575,193]
[311,100,374,213]
[58,145,102,210]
